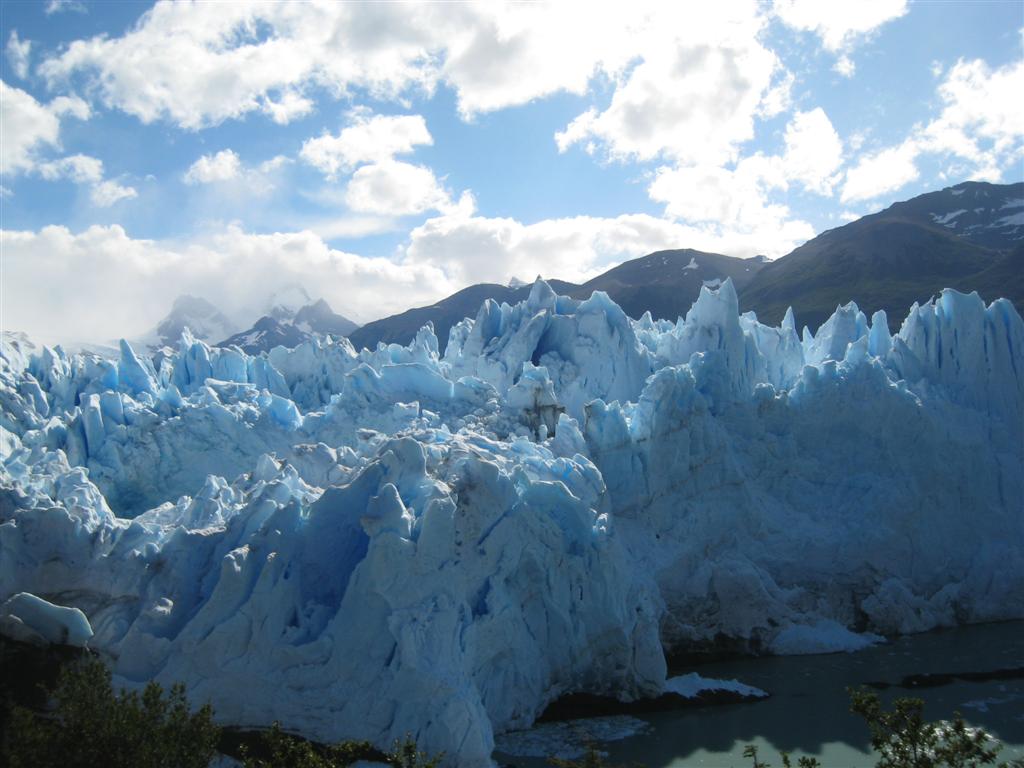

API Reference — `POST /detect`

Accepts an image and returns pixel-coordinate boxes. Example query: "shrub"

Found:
[848,687,1017,768]
[3,657,219,768]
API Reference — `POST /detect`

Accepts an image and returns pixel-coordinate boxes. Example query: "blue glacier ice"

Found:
[1,279,1022,765]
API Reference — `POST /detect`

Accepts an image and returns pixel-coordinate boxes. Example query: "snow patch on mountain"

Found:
[931,209,967,226]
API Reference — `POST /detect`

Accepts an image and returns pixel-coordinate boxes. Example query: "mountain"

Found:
[140,295,239,350]
[218,299,359,354]
[265,283,314,321]
[570,248,768,321]
[348,251,767,351]
[292,299,359,337]
[347,279,580,351]
[740,181,1024,331]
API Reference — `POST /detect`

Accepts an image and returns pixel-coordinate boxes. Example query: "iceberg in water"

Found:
[1,278,1022,765]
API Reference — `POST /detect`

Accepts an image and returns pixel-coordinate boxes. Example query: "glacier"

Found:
[1,278,1022,765]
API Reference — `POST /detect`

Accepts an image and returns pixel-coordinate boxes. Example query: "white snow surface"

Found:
[0,592,93,647]
[1,278,1022,765]
[930,209,967,226]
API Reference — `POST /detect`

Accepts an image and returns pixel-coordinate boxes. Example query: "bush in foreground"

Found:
[1,654,443,768]
[3,657,219,768]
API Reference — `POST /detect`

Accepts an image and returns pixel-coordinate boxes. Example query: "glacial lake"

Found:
[495,620,1024,767]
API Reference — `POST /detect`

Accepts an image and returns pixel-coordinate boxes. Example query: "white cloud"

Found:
[344,160,453,216]
[34,153,136,207]
[840,141,919,203]
[774,0,908,52]
[183,149,242,184]
[554,6,783,165]
[840,56,1024,203]
[833,54,855,78]
[1,80,60,175]
[262,90,314,125]
[781,108,844,195]
[3,208,796,345]
[45,0,87,15]
[6,31,31,79]
[646,158,814,258]
[37,154,104,183]
[90,179,137,207]
[916,58,1024,167]
[405,206,804,290]
[35,0,785,146]
[301,113,433,178]
[0,224,454,343]
[0,80,90,177]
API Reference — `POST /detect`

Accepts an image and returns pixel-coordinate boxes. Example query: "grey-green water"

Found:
[496,620,1024,767]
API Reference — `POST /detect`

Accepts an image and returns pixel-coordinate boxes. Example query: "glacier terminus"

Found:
[1,278,1022,765]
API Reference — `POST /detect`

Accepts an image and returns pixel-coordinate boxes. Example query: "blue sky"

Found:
[1,0,1022,343]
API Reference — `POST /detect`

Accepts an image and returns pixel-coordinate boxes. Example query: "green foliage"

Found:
[3,657,220,768]
[239,725,442,768]
[848,687,1011,768]
[388,734,444,768]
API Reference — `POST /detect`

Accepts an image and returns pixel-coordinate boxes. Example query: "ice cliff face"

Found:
[2,279,1022,765]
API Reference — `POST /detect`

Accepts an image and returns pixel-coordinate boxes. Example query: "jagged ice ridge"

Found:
[1,279,1022,765]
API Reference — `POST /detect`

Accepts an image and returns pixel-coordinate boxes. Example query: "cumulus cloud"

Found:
[37,153,104,184]
[840,141,919,203]
[2,81,61,175]
[774,0,908,52]
[915,57,1024,170]
[301,113,433,178]
[840,56,1024,203]
[781,108,844,195]
[183,149,242,184]
[555,6,783,165]
[35,0,785,142]
[647,159,814,259]
[0,224,455,344]
[344,160,454,216]
[35,153,136,207]
[6,31,31,79]
[0,81,91,179]
[405,207,804,290]
[262,90,315,125]
[90,179,138,207]
[3,205,797,344]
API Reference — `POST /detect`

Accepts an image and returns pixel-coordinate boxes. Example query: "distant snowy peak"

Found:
[143,295,239,350]
[265,283,314,321]
[507,276,529,289]
[218,298,358,354]
[292,299,359,337]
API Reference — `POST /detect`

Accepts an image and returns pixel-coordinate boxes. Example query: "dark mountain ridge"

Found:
[217,299,359,354]
[739,181,1023,330]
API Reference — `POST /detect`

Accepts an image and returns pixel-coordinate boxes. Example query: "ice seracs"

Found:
[1,279,1022,764]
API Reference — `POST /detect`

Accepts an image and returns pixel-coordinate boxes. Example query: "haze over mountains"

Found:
[145,181,1023,355]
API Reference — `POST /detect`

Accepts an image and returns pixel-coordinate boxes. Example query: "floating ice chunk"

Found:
[770,620,884,655]
[665,673,767,699]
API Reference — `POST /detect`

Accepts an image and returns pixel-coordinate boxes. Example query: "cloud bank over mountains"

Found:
[1,0,1022,343]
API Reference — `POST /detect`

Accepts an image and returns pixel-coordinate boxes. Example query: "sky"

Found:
[1,0,1022,344]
